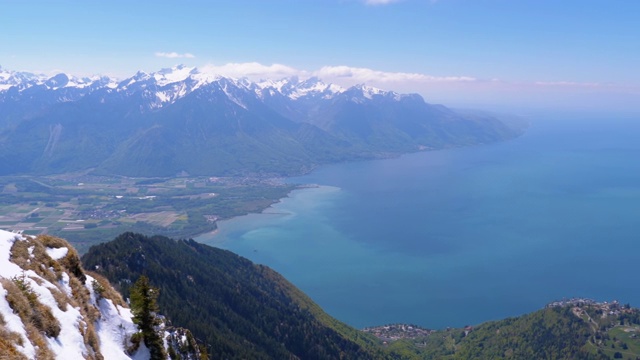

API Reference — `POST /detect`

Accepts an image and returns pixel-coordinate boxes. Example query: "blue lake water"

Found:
[197,114,640,329]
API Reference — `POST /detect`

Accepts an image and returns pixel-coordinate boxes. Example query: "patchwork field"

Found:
[0,173,296,252]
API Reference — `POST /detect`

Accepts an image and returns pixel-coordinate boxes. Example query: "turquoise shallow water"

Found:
[198,115,640,329]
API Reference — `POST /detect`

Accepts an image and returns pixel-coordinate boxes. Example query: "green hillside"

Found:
[382,301,640,360]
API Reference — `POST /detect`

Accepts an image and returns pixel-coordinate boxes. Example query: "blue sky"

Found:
[2,0,639,113]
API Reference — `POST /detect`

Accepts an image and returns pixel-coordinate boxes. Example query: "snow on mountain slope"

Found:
[153,64,197,86]
[253,76,345,100]
[0,229,201,360]
[0,65,408,109]
[0,229,142,359]
[0,67,116,93]
[0,67,47,91]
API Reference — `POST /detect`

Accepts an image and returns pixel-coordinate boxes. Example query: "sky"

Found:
[1,0,639,113]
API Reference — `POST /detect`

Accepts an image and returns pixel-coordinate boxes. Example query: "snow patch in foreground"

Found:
[46,246,69,260]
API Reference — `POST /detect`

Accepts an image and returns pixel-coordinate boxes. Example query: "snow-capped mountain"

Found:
[0,66,116,92]
[0,229,201,359]
[0,65,390,107]
[0,65,522,177]
[0,66,47,91]
[0,65,426,124]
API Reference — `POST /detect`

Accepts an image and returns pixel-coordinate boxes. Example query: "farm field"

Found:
[0,172,296,252]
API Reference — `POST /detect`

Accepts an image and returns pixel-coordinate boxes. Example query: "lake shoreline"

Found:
[191,117,640,329]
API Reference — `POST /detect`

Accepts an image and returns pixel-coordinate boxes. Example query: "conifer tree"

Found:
[130,275,166,360]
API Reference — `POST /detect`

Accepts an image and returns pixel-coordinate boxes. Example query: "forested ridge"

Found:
[81,232,383,359]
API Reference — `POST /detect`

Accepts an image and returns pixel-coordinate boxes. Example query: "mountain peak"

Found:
[0,68,48,91]
[154,65,197,86]
[44,73,70,89]
[252,75,345,100]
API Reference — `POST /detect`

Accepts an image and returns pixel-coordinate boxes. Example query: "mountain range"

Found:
[0,65,524,177]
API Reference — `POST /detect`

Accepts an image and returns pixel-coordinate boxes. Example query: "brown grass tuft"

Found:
[1,279,31,323]
[0,330,29,360]
[0,312,26,358]
[83,319,103,360]
[10,236,61,284]
[1,278,55,359]
[66,275,104,357]
[27,321,55,360]
[49,287,69,311]
[37,235,69,249]
[2,276,61,339]
[86,271,127,307]
[70,276,100,321]
[37,235,86,283]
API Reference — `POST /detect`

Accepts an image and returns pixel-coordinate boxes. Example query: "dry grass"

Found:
[70,276,98,321]
[65,274,103,357]
[0,312,27,360]
[38,234,69,249]
[27,321,56,360]
[77,319,104,360]
[2,275,61,339]
[86,271,127,307]
[9,236,62,285]
[1,278,31,325]
[3,235,128,359]
[0,333,29,360]
[84,322,103,360]
[49,286,70,311]
[0,279,56,360]
[71,274,108,357]
[38,235,86,283]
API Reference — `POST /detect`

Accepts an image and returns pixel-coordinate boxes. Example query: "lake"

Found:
[197,114,640,329]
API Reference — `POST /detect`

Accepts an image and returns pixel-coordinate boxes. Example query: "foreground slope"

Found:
[81,232,383,360]
[0,229,201,359]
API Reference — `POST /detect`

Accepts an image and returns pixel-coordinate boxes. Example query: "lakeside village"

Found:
[364,298,634,343]
[363,323,436,343]
[546,297,634,318]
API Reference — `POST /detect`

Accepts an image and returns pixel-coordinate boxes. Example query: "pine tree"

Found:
[130,275,166,360]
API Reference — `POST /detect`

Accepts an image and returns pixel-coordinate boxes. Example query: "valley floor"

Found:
[0,172,295,252]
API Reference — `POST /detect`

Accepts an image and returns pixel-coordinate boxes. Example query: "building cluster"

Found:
[546,298,634,318]
[363,323,433,342]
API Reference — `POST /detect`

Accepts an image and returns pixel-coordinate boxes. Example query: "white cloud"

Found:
[199,62,304,79]
[534,81,601,88]
[363,0,439,5]
[193,62,474,87]
[314,65,476,83]
[364,0,403,5]
[139,60,636,111]
[155,52,196,59]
